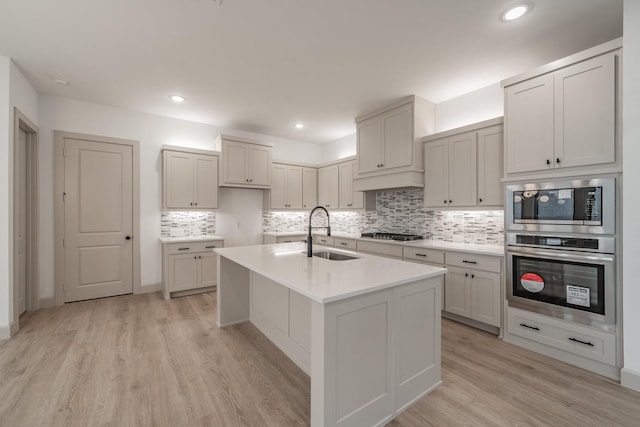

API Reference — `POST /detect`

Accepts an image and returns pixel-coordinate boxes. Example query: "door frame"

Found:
[54,131,141,305]
[12,108,39,332]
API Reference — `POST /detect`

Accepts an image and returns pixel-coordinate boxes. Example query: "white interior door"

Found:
[16,128,27,315]
[64,138,133,302]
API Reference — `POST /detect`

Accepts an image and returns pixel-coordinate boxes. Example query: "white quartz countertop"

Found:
[215,242,446,304]
[160,235,225,244]
[263,232,504,256]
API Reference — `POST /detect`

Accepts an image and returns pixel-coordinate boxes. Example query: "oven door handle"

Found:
[507,247,614,263]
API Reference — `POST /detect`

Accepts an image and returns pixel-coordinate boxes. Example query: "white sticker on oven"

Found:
[566,285,590,307]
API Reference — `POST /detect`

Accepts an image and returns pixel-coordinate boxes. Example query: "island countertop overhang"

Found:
[214,242,446,304]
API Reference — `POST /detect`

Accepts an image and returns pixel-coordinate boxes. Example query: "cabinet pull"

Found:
[546,159,551,165]
[556,158,561,164]
[569,337,594,347]
[190,202,193,206]
[194,202,198,206]
[462,260,477,264]
[194,256,197,259]
[519,323,540,331]
[340,242,348,246]
[205,245,217,249]
[479,198,483,203]
[198,256,202,259]
[444,200,447,204]
[465,273,469,277]
[471,274,475,279]
[415,253,427,257]
[178,247,191,251]
[449,200,452,204]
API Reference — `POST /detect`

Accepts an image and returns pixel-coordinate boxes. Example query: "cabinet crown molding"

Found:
[421,117,504,143]
[162,144,220,156]
[354,95,434,123]
[217,134,273,147]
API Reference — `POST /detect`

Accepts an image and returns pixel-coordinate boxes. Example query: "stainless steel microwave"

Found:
[505,178,615,234]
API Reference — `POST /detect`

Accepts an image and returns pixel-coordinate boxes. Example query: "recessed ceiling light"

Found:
[293,123,305,129]
[502,4,529,21]
[170,95,185,103]
[53,76,70,86]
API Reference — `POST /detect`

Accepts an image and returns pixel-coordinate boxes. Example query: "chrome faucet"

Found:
[307,206,331,257]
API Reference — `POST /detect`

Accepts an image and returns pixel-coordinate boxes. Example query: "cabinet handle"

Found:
[205,245,217,249]
[471,274,475,279]
[465,273,469,277]
[569,337,594,347]
[462,260,477,264]
[340,242,348,246]
[415,253,427,257]
[479,198,483,203]
[125,235,131,240]
[546,159,551,165]
[519,323,540,331]
[194,256,197,259]
[444,200,447,204]
[380,164,384,167]
[449,200,452,204]
[556,158,561,164]
[194,202,197,206]
[198,255,202,259]
[178,247,191,251]
[190,202,193,206]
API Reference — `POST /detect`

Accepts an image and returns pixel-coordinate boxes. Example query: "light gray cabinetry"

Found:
[270,163,303,209]
[317,164,339,209]
[402,247,446,309]
[503,46,620,178]
[163,147,219,210]
[263,234,307,244]
[220,136,272,188]
[354,96,435,191]
[338,160,364,209]
[423,119,503,208]
[162,239,224,299]
[443,251,501,329]
[302,167,318,209]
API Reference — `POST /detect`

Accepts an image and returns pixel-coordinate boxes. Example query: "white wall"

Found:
[434,83,504,133]
[622,1,640,392]
[0,56,11,335]
[36,95,321,299]
[322,133,356,163]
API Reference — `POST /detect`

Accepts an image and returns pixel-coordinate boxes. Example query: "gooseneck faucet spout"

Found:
[307,206,331,257]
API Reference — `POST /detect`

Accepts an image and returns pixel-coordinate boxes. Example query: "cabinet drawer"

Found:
[446,251,501,273]
[507,307,616,366]
[357,241,403,259]
[334,238,357,250]
[277,235,307,243]
[403,247,445,264]
[166,240,224,255]
[314,236,334,246]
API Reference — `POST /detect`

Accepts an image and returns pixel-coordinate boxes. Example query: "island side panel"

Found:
[217,255,250,327]
[394,277,442,414]
[312,289,395,427]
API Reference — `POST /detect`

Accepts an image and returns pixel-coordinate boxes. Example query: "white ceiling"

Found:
[0,0,622,143]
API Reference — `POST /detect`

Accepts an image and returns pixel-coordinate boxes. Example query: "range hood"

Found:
[353,171,424,192]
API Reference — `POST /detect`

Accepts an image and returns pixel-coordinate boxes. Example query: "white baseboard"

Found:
[621,367,640,392]
[38,297,55,308]
[0,321,14,340]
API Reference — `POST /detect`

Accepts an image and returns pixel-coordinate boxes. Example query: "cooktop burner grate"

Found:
[361,232,425,241]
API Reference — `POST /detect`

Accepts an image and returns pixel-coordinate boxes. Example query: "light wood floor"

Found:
[1,292,639,427]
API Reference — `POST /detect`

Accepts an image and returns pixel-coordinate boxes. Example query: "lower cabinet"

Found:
[263,234,307,244]
[162,239,224,299]
[444,266,500,327]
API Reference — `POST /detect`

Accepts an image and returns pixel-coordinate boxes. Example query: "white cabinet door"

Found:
[477,125,504,207]
[318,165,339,209]
[165,151,195,209]
[289,290,311,352]
[270,164,287,209]
[382,103,413,170]
[339,160,363,209]
[357,116,383,174]
[469,270,500,327]
[554,53,616,169]
[286,166,303,209]
[222,141,249,184]
[248,145,272,186]
[169,254,199,292]
[444,266,470,318]
[448,131,477,207]
[302,167,318,209]
[505,74,555,174]
[194,155,218,209]
[423,140,449,208]
[198,252,218,288]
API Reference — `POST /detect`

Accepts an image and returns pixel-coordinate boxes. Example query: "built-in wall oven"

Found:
[505,177,617,332]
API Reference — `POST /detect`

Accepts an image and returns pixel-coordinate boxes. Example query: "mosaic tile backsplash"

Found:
[161,211,216,238]
[263,189,504,244]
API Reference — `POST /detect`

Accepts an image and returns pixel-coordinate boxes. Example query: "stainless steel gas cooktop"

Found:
[361,232,424,241]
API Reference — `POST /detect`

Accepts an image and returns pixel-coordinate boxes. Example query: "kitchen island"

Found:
[215,242,446,427]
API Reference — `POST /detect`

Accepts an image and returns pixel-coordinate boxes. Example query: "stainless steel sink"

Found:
[312,251,359,261]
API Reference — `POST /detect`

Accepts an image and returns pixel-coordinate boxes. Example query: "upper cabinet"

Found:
[318,164,339,209]
[219,135,272,188]
[354,95,435,191]
[267,163,317,210]
[502,39,621,179]
[339,160,364,209]
[422,118,504,209]
[162,146,219,210]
